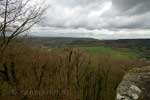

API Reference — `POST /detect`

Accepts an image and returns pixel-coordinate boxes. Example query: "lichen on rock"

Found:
[116,66,150,100]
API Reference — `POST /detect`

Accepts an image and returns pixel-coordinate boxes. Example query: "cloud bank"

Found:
[31,0,150,39]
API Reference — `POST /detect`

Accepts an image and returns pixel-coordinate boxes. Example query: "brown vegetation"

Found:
[0,42,149,100]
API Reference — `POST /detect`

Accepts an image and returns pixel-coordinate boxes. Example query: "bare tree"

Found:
[0,0,47,51]
[0,1,47,98]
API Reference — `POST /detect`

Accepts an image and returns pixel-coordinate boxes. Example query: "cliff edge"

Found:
[116,66,150,100]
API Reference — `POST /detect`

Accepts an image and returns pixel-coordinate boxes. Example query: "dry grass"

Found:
[0,42,149,100]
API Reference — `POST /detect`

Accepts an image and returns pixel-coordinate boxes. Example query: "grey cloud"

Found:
[112,0,150,16]
[34,0,150,39]
[101,12,150,30]
[52,0,105,7]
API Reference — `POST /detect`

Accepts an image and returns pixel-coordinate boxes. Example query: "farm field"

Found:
[79,46,138,59]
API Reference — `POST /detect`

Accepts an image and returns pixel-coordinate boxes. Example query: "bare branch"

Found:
[0,0,48,50]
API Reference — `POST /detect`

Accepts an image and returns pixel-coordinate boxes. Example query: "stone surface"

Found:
[116,66,150,100]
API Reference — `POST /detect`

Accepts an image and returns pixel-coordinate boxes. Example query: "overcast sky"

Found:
[31,0,150,39]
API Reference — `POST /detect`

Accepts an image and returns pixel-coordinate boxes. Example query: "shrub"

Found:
[0,42,149,100]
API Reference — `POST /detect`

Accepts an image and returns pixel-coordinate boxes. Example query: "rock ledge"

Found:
[116,66,150,100]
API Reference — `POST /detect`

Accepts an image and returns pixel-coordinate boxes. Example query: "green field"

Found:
[80,46,138,59]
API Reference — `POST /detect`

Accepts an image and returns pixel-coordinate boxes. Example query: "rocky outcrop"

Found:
[116,66,150,100]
